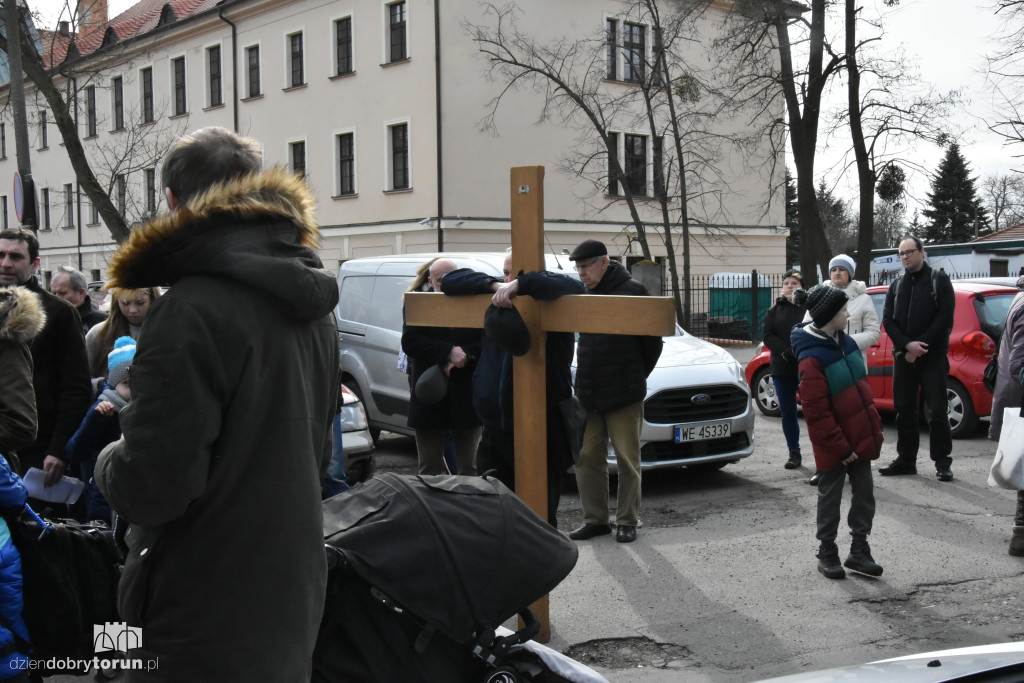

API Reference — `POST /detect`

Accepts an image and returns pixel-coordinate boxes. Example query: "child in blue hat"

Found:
[66,337,136,523]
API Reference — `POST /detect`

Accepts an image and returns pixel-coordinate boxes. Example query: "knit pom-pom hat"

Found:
[107,336,137,388]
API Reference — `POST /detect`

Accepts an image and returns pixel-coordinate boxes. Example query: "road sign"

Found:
[13,172,23,222]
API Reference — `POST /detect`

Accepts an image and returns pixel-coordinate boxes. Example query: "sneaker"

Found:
[784,451,801,469]
[844,551,883,577]
[817,554,846,579]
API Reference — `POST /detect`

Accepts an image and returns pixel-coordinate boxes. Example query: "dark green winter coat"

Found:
[96,168,339,682]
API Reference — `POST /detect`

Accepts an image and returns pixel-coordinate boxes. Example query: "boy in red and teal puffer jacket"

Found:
[792,284,884,581]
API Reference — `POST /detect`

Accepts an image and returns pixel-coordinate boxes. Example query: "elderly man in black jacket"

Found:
[880,236,956,482]
[567,240,663,543]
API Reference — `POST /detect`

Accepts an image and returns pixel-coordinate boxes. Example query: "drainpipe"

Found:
[218,7,239,133]
[434,0,443,251]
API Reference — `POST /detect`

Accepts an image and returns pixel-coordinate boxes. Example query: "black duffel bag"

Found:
[7,508,122,676]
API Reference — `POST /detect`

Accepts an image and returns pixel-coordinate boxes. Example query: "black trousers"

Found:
[477,408,570,528]
[893,351,952,467]
[816,459,875,554]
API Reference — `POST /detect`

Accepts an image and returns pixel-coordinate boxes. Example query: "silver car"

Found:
[336,253,754,472]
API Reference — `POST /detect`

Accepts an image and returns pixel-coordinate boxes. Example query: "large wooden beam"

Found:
[404,292,676,337]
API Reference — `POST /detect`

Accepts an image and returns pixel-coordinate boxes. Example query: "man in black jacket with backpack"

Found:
[880,236,956,482]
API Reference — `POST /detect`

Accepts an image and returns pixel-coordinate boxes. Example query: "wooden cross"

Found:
[405,166,675,641]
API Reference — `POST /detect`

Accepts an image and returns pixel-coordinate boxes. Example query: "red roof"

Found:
[38,0,220,69]
[971,223,1024,243]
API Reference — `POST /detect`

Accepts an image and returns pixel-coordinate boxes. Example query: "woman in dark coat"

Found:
[401,257,482,476]
[761,269,806,470]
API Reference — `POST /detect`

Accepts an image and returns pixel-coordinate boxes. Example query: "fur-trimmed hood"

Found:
[0,286,46,346]
[105,167,337,320]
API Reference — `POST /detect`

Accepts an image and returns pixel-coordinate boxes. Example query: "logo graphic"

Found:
[690,393,712,405]
[93,622,143,653]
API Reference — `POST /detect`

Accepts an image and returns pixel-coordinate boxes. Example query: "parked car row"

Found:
[744,280,1019,438]
[335,253,755,473]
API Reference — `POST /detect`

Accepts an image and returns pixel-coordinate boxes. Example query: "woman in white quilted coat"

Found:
[802,253,880,485]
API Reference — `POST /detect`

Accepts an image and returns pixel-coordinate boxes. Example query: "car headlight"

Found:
[730,361,748,386]
[340,404,368,431]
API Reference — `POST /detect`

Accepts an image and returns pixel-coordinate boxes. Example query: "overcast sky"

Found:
[33,0,1016,215]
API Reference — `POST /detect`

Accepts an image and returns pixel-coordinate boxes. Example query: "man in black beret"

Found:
[568,240,663,543]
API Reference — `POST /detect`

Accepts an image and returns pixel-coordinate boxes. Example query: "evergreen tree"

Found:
[922,143,990,244]
[785,169,799,268]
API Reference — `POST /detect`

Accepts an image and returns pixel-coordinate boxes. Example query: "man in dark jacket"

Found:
[95,127,339,681]
[567,239,663,543]
[0,230,91,487]
[880,236,956,482]
[441,249,586,525]
[51,266,107,331]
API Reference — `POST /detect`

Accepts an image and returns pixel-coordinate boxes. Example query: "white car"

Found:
[336,253,754,473]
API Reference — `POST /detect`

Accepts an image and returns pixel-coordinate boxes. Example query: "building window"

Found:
[290,141,306,178]
[607,131,619,195]
[141,67,154,123]
[338,132,355,195]
[246,46,261,98]
[606,19,617,80]
[172,57,187,116]
[387,2,407,63]
[115,174,126,217]
[0,122,5,158]
[41,188,50,229]
[624,133,647,195]
[112,76,124,130]
[207,46,222,107]
[89,200,99,225]
[85,85,97,137]
[64,183,73,227]
[38,110,48,149]
[1,196,7,230]
[288,32,304,87]
[335,17,353,76]
[145,168,157,216]
[653,135,664,197]
[389,123,409,190]
[622,22,645,83]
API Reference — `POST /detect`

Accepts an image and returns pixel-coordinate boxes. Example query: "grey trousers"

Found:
[414,427,480,476]
[816,458,875,554]
[576,401,643,527]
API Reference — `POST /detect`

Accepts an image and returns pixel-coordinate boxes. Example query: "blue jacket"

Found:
[441,269,585,431]
[0,455,31,673]
[65,387,121,522]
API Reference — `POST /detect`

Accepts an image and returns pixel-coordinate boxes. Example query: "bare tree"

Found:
[983,172,1024,231]
[986,0,1024,159]
[840,0,957,279]
[716,0,843,284]
[1,1,180,242]
[469,1,766,325]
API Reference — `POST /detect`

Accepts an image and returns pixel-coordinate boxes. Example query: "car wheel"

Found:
[343,380,381,443]
[345,455,376,485]
[945,378,978,439]
[752,367,781,417]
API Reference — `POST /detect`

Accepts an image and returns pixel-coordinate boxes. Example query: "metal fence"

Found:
[678,269,1012,344]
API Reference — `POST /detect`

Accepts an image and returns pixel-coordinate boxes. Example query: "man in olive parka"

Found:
[96,128,339,681]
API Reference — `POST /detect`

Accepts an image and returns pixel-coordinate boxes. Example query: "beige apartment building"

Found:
[0,0,787,287]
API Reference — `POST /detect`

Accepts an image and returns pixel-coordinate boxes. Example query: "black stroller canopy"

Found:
[323,473,578,643]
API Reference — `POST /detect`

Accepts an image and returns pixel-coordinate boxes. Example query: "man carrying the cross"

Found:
[568,239,663,543]
[441,249,585,526]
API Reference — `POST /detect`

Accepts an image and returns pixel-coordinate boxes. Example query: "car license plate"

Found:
[674,422,731,443]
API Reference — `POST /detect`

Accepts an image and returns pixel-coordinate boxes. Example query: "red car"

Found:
[744,281,1018,438]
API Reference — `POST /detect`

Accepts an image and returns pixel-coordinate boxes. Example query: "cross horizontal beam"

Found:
[404,292,676,336]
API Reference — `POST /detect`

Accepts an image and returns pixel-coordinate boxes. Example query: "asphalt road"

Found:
[371,404,1024,682]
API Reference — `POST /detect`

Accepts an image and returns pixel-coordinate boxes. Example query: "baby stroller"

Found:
[313,472,606,683]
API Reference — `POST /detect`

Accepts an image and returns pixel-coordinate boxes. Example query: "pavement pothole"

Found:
[564,636,694,670]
